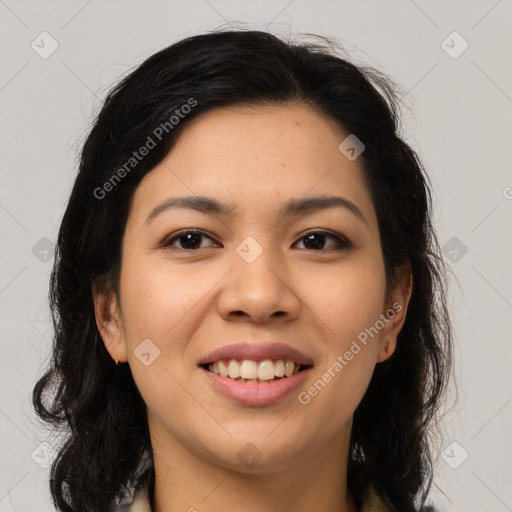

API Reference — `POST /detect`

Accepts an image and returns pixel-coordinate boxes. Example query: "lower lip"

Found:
[200,366,312,406]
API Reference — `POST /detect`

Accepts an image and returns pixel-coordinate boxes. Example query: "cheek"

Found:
[303,252,387,344]
[119,251,216,343]
[294,252,385,417]
[301,347,375,438]
[117,251,229,406]
[117,252,213,418]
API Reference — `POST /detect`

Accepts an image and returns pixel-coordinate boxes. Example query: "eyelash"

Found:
[161,229,352,252]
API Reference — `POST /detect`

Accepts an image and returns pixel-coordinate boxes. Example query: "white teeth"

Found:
[207,358,302,381]
[274,359,285,377]
[257,359,275,381]
[218,360,229,377]
[240,360,258,379]
[228,359,241,379]
[285,360,295,377]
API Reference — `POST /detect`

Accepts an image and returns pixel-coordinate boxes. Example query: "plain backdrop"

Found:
[1,1,511,511]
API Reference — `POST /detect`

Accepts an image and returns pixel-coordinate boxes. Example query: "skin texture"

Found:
[93,102,412,512]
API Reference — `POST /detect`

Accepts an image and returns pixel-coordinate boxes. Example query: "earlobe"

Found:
[377,339,393,363]
[91,278,128,364]
[377,264,413,363]
[377,338,396,363]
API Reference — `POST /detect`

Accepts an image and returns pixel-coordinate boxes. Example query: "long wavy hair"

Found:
[33,29,452,512]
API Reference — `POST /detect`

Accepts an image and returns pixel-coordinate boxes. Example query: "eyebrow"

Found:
[145,194,367,225]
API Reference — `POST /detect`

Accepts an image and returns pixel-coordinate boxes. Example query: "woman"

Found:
[33,30,452,512]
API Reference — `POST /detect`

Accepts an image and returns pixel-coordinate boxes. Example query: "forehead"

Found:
[128,102,378,231]
[170,101,348,167]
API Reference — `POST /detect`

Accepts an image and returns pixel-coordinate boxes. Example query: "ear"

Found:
[377,263,413,363]
[91,275,128,363]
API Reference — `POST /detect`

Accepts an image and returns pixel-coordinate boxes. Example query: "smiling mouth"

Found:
[200,359,312,384]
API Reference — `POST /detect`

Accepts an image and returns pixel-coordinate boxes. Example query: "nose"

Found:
[216,247,301,323]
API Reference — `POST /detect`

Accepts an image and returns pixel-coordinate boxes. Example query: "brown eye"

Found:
[163,230,219,250]
[294,231,352,251]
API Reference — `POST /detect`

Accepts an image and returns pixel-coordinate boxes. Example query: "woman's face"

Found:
[95,102,410,474]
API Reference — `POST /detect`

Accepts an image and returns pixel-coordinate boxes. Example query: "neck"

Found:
[149,424,357,512]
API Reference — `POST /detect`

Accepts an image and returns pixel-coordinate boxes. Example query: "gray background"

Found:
[1,1,511,510]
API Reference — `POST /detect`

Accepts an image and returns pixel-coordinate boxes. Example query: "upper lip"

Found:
[198,342,314,367]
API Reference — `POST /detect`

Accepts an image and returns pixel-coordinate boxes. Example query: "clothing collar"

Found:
[123,482,395,512]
